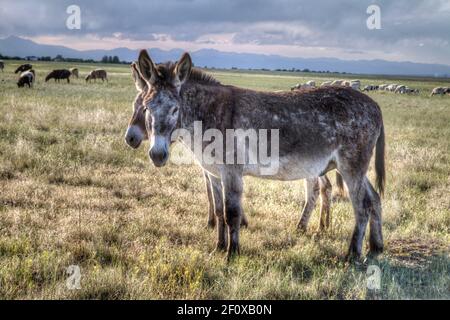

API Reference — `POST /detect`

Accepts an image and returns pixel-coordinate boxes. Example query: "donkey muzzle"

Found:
[125,125,143,149]
[149,148,168,167]
[149,136,169,167]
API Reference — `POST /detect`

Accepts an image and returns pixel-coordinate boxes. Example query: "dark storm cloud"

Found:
[1,0,449,63]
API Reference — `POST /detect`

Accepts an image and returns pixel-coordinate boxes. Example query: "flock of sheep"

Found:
[3,62,108,88]
[291,78,450,97]
[3,60,450,97]
[363,83,420,94]
[291,79,361,91]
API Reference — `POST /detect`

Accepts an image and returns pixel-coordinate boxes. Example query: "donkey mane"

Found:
[156,61,220,86]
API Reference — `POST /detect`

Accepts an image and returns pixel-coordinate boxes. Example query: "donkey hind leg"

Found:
[204,172,216,229]
[318,175,332,232]
[340,171,371,260]
[221,170,243,260]
[297,178,320,232]
[365,178,384,255]
[209,175,227,252]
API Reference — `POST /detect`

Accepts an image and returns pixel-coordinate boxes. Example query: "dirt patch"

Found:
[387,237,449,269]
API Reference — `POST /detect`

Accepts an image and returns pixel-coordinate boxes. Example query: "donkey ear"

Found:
[137,49,157,83]
[131,62,147,92]
[174,52,192,86]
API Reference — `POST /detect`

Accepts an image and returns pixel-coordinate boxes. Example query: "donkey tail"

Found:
[375,123,386,197]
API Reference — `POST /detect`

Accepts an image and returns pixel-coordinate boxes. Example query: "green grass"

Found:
[0,60,449,299]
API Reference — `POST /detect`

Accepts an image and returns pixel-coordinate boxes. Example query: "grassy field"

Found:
[0,60,448,299]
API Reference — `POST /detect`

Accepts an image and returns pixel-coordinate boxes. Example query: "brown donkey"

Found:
[135,50,385,260]
[125,62,341,233]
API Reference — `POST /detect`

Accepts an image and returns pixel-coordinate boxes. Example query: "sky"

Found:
[1,0,450,64]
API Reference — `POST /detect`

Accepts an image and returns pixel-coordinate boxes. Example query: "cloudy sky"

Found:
[1,0,450,64]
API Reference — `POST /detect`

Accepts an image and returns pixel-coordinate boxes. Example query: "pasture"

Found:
[0,60,448,299]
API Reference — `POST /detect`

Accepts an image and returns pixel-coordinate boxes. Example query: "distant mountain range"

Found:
[1,35,450,77]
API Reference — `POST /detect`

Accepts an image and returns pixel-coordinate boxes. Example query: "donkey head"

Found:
[124,62,149,149]
[136,49,192,167]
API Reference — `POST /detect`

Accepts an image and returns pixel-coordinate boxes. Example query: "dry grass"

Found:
[0,61,448,299]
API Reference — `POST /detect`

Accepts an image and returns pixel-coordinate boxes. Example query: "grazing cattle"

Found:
[430,87,449,96]
[70,68,79,78]
[14,63,32,74]
[320,81,332,87]
[135,50,385,261]
[378,84,388,91]
[17,69,35,88]
[85,69,108,82]
[0,60,4,72]
[305,80,316,87]
[125,62,345,232]
[45,69,71,83]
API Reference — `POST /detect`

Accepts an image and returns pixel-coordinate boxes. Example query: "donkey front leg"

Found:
[207,172,248,230]
[204,172,216,229]
[209,175,227,251]
[221,170,244,260]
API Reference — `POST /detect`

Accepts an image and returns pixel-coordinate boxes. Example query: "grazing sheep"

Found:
[386,84,398,92]
[291,82,314,91]
[430,87,449,96]
[331,79,345,86]
[394,85,406,93]
[402,87,419,94]
[320,81,332,87]
[70,68,79,78]
[14,63,32,74]
[363,85,379,92]
[349,80,361,91]
[85,69,108,83]
[0,60,4,72]
[45,69,72,83]
[17,70,35,88]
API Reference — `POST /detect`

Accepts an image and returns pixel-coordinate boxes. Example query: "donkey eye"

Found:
[171,107,179,115]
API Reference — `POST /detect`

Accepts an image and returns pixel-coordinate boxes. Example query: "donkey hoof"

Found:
[240,218,248,228]
[368,244,384,258]
[210,245,226,256]
[215,241,227,252]
[345,251,362,263]
[226,244,240,262]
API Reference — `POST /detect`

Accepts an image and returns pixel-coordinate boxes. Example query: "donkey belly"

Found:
[243,152,336,181]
